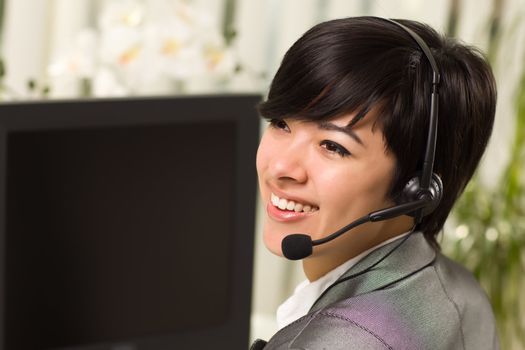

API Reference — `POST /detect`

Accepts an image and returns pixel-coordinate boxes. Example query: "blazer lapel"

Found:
[309,232,436,313]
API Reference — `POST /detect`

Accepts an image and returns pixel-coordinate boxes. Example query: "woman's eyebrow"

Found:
[317,121,365,147]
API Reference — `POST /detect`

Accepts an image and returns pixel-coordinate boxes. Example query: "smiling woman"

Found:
[251,16,498,350]
[257,111,408,282]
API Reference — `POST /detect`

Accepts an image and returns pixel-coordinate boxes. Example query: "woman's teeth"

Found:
[271,193,318,213]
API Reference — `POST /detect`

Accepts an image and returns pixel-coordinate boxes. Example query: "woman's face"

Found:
[256,111,398,257]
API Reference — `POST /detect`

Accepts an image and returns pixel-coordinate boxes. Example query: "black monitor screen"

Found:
[0,96,260,350]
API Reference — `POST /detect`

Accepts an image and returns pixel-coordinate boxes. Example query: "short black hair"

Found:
[257,16,497,248]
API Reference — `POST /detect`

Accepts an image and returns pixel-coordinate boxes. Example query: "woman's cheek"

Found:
[256,133,273,173]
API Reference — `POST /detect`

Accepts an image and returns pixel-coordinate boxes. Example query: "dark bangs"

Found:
[257,17,424,127]
[256,16,436,208]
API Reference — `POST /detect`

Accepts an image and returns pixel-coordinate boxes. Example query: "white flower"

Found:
[48,0,240,97]
[99,26,143,67]
[99,0,145,31]
[93,67,128,97]
[48,29,98,78]
[142,20,198,80]
[202,44,237,77]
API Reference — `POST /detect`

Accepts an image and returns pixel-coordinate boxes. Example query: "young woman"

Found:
[252,17,498,349]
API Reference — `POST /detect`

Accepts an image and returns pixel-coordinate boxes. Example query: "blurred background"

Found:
[0,0,523,348]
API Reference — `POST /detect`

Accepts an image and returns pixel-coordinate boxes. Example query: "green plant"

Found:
[445,66,525,349]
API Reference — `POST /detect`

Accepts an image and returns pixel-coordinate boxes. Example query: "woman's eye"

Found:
[269,119,290,132]
[320,140,351,157]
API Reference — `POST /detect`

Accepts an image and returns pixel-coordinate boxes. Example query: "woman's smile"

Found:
[267,192,319,222]
[270,192,319,213]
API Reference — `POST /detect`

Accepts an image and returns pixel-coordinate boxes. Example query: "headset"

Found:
[281,17,444,261]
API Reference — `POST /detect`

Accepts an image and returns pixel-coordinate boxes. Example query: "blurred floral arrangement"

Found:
[48,0,238,97]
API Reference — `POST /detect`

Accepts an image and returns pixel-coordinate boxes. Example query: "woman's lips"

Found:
[266,202,317,222]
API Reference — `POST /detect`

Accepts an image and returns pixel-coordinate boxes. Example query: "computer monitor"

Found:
[0,95,260,350]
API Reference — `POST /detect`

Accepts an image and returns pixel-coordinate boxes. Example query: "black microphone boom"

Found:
[281,197,431,260]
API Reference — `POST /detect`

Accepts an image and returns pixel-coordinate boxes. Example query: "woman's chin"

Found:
[262,229,286,257]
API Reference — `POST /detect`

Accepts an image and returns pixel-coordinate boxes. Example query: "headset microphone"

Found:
[281,17,444,261]
[281,185,442,260]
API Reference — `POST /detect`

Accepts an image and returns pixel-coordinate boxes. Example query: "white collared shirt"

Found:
[276,231,412,330]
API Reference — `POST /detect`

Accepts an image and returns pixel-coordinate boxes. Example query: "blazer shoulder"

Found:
[433,253,499,349]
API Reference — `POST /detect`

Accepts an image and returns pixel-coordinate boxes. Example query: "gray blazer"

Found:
[251,232,499,350]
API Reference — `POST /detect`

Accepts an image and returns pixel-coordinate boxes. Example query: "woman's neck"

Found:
[302,217,413,281]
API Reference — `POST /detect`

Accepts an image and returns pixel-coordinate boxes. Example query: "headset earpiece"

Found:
[401,172,443,217]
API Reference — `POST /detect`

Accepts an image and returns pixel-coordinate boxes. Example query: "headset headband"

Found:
[380,17,441,223]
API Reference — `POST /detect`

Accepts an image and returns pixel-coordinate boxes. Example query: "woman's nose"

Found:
[268,144,308,184]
